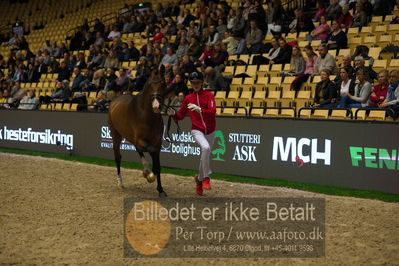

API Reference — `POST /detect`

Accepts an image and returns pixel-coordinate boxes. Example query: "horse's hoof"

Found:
[146,172,156,183]
[159,191,167,198]
[117,180,125,190]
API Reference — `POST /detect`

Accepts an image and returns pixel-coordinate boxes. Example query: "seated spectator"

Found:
[313,69,338,107]
[36,58,48,76]
[351,3,368,28]
[165,73,189,96]
[40,80,71,104]
[88,90,109,112]
[170,91,185,110]
[245,20,264,54]
[12,65,23,81]
[94,32,105,48]
[93,18,105,34]
[133,57,150,90]
[290,45,319,91]
[232,33,246,55]
[9,81,26,105]
[337,4,353,29]
[338,68,372,108]
[18,90,39,110]
[181,9,197,27]
[103,50,120,69]
[336,66,357,102]
[176,38,189,59]
[307,16,330,41]
[50,41,61,58]
[57,61,71,81]
[327,0,342,20]
[368,70,389,107]
[314,44,337,75]
[222,31,238,55]
[48,56,60,73]
[313,0,327,22]
[41,40,52,54]
[0,89,12,109]
[180,55,196,78]
[205,43,228,72]
[270,38,292,65]
[252,37,279,65]
[203,66,227,91]
[207,25,220,44]
[217,18,228,38]
[88,50,106,70]
[283,46,305,76]
[187,36,201,60]
[108,25,121,40]
[353,56,376,82]
[152,26,164,43]
[160,47,178,66]
[290,9,315,33]
[379,70,399,112]
[75,52,87,69]
[71,67,86,92]
[24,63,40,82]
[360,0,373,17]
[68,55,77,70]
[335,56,355,83]
[127,41,140,61]
[198,43,214,66]
[324,20,348,50]
[232,8,246,36]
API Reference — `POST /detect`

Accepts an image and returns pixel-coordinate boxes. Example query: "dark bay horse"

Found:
[108,67,167,197]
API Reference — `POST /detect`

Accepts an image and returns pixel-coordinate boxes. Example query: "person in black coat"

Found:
[57,61,71,81]
[314,69,338,107]
[270,38,292,65]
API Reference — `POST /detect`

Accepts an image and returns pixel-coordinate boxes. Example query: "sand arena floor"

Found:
[0,152,398,265]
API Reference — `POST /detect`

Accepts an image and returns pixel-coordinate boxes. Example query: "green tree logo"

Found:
[212,130,226,161]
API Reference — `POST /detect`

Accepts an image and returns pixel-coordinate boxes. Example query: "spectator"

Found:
[24,62,40,82]
[351,3,368,28]
[50,41,61,58]
[93,18,105,34]
[160,47,178,66]
[36,58,48,75]
[327,0,342,20]
[12,65,23,81]
[170,91,185,110]
[0,89,12,109]
[313,0,327,22]
[368,70,389,107]
[353,56,376,82]
[181,9,197,27]
[336,55,355,82]
[324,20,348,50]
[291,45,318,91]
[232,8,246,36]
[133,57,150,90]
[180,55,196,77]
[290,9,315,33]
[41,40,52,54]
[203,66,227,91]
[90,69,107,91]
[166,73,189,96]
[103,50,120,69]
[222,31,238,55]
[88,50,105,70]
[270,38,292,65]
[360,0,373,17]
[18,89,39,110]
[72,67,86,92]
[232,33,247,55]
[245,20,263,54]
[10,81,26,104]
[127,41,140,61]
[313,69,338,107]
[336,66,357,102]
[57,61,71,81]
[338,68,372,108]
[217,18,228,38]
[283,46,305,76]
[207,25,220,44]
[81,18,90,32]
[205,43,228,71]
[337,4,353,29]
[314,44,337,75]
[176,38,189,59]
[379,70,399,113]
[108,25,121,40]
[75,52,87,69]
[152,47,163,66]
[307,15,330,42]
[48,56,60,73]
[94,32,105,48]
[88,90,109,112]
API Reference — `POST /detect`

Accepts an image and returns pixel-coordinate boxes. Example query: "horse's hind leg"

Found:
[150,151,167,197]
[111,129,124,189]
[137,151,155,183]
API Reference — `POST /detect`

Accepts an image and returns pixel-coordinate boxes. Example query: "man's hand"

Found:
[188,103,202,113]
[378,102,389,108]
[167,108,176,116]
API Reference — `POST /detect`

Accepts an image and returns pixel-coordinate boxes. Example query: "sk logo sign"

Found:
[212,130,225,161]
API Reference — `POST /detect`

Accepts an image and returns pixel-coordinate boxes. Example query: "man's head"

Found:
[389,70,398,84]
[250,20,257,29]
[189,71,204,91]
[318,44,328,57]
[178,92,185,102]
[320,69,330,81]
[73,67,80,75]
[342,55,351,66]
[278,38,287,48]
[354,56,365,68]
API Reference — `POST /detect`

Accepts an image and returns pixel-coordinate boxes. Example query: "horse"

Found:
[108,67,167,197]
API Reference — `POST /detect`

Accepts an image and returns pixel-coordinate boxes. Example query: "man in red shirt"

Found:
[369,70,389,107]
[171,71,216,195]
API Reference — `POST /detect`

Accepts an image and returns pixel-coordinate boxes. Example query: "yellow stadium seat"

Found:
[215,91,226,106]
[268,76,282,91]
[236,107,249,116]
[252,91,266,107]
[242,77,255,91]
[257,65,269,77]
[330,109,349,119]
[373,60,387,73]
[280,108,296,117]
[230,77,242,91]
[312,109,329,119]
[54,103,63,111]
[269,64,283,76]
[225,91,239,106]
[265,90,280,107]
[264,108,279,117]
[295,91,311,109]
[70,103,78,111]
[280,90,296,107]
[367,110,386,121]
[235,65,246,76]
[222,107,236,116]
[62,103,71,111]
[251,108,264,116]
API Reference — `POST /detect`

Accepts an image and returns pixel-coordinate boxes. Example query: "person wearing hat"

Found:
[170,71,216,196]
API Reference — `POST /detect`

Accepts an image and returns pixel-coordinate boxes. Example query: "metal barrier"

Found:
[354,107,397,121]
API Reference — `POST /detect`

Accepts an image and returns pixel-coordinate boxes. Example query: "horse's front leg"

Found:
[150,151,167,197]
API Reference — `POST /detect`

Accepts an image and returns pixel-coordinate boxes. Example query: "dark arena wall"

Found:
[0,110,398,194]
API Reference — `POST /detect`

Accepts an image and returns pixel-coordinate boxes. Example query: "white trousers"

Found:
[191,130,215,181]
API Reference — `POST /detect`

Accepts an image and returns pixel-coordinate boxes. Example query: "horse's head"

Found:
[146,65,166,113]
